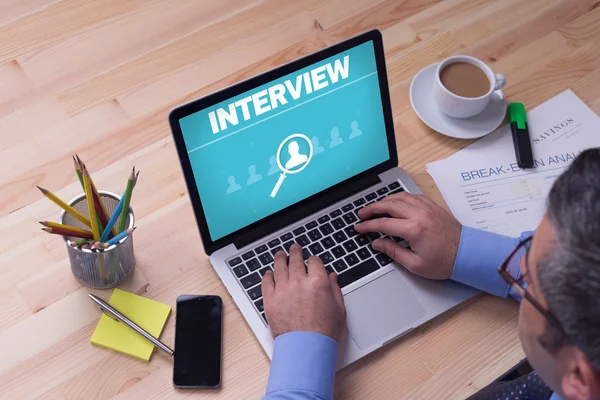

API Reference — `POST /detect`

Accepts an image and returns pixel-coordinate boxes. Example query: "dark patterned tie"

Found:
[467,371,553,400]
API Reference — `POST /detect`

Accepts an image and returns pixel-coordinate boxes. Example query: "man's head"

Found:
[519,148,600,399]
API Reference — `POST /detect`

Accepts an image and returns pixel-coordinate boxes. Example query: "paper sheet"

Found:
[90,288,171,361]
[427,90,600,237]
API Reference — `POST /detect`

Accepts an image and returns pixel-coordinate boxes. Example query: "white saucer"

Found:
[409,62,507,139]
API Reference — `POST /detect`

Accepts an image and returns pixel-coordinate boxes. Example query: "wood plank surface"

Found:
[1,0,600,398]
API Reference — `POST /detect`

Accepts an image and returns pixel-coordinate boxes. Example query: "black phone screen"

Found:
[173,295,222,388]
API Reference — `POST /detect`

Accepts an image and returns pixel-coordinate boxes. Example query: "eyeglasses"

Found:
[498,236,567,336]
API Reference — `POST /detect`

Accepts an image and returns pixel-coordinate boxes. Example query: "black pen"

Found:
[508,102,534,169]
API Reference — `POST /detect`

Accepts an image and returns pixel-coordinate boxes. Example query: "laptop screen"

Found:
[178,40,390,241]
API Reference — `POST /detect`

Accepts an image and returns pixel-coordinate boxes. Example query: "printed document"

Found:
[427,90,600,237]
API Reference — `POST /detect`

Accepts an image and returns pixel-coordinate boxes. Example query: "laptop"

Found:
[169,30,477,369]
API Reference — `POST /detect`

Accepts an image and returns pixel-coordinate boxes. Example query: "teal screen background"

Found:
[179,41,390,241]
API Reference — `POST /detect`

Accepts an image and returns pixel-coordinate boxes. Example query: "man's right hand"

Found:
[355,192,461,280]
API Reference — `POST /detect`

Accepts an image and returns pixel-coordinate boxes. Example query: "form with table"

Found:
[1,1,600,399]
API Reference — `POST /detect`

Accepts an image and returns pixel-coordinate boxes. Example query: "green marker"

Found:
[508,102,534,169]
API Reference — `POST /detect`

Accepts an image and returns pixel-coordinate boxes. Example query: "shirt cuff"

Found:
[451,226,521,298]
[266,332,337,399]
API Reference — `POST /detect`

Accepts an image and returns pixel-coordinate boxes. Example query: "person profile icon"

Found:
[268,155,279,176]
[349,120,363,139]
[284,140,309,170]
[311,136,325,155]
[329,127,343,148]
[247,165,262,185]
[226,176,241,194]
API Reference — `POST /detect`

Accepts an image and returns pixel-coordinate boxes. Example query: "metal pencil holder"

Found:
[58,191,135,289]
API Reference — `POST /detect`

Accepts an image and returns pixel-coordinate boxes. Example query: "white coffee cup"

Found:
[433,55,506,119]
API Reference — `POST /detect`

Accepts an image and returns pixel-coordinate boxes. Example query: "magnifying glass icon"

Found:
[270,133,313,198]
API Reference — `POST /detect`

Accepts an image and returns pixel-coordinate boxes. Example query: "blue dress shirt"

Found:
[262,226,562,400]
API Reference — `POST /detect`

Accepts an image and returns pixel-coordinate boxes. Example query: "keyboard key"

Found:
[342,203,354,212]
[331,217,345,230]
[255,244,268,254]
[261,313,268,324]
[367,232,381,240]
[259,266,272,276]
[325,265,334,274]
[390,188,404,195]
[357,247,371,260]
[302,248,311,260]
[365,192,378,201]
[309,242,324,255]
[376,253,393,266]
[228,257,242,267]
[368,243,378,254]
[308,229,323,241]
[241,273,261,289]
[321,236,336,249]
[296,234,310,246]
[329,209,342,218]
[343,213,357,224]
[271,246,284,255]
[388,181,401,190]
[242,250,255,260]
[259,252,274,265]
[333,231,348,243]
[233,265,249,277]
[320,251,334,264]
[343,240,358,252]
[254,298,264,312]
[247,285,262,300]
[337,258,379,288]
[355,235,370,247]
[344,226,358,237]
[305,221,318,230]
[332,259,348,273]
[280,232,293,242]
[319,223,334,236]
[268,238,281,248]
[293,226,307,235]
[377,187,389,196]
[331,245,346,258]
[392,236,404,243]
[354,207,363,217]
[317,215,330,224]
[344,253,359,266]
[246,258,261,271]
[283,241,295,252]
[353,198,366,206]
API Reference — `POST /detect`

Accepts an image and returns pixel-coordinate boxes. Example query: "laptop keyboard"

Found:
[226,181,408,325]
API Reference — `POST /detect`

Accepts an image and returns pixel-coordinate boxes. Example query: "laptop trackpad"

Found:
[344,270,427,350]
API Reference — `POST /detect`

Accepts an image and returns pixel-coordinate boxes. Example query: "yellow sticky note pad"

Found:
[90,289,171,361]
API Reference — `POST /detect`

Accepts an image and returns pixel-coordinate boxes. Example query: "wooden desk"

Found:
[1,0,599,398]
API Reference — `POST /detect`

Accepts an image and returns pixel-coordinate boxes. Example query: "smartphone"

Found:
[173,295,223,389]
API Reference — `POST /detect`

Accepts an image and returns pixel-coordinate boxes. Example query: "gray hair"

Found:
[538,148,600,372]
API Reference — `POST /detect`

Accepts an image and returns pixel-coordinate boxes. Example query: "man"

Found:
[261,148,600,400]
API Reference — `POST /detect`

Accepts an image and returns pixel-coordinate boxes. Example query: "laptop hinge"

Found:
[233,173,382,250]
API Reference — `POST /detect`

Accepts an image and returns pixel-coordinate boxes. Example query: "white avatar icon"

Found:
[284,141,309,170]
[247,165,262,185]
[329,127,343,148]
[226,176,241,194]
[349,120,363,139]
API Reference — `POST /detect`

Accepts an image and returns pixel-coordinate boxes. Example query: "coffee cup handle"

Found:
[494,73,506,90]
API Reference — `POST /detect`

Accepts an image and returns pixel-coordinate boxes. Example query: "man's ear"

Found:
[562,351,600,400]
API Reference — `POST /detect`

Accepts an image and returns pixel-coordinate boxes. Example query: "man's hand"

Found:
[262,244,346,340]
[355,192,461,280]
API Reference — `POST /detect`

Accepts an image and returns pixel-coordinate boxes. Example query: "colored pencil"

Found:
[70,238,91,247]
[77,157,112,233]
[41,227,94,240]
[37,186,92,228]
[100,170,139,242]
[73,156,84,188]
[106,227,135,246]
[117,168,135,233]
[82,168,101,241]
[39,221,93,236]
